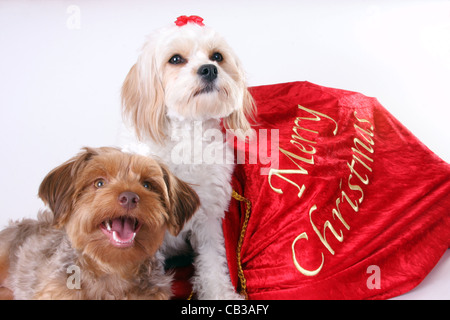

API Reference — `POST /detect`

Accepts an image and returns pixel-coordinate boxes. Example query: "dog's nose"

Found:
[118,191,140,209]
[197,64,218,82]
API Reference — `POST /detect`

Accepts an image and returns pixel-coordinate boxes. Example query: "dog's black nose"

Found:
[197,64,218,82]
[118,191,140,209]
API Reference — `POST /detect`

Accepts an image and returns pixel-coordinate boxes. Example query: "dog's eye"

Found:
[142,181,151,190]
[94,179,106,188]
[211,52,223,62]
[169,54,186,65]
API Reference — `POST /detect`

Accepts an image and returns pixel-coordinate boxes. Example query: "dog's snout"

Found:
[118,191,140,209]
[197,64,218,82]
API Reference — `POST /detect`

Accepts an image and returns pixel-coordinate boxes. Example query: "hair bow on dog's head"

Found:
[175,15,205,27]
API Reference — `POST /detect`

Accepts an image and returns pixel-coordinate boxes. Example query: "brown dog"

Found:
[0,147,199,299]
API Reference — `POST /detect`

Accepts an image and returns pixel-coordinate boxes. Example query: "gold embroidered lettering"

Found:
[352,112,375,173]
[341,189,359,213]
[292,232,324,276]
[348,174,364,204]
[268,168,306,198]
[332,197,350,230]
[309,205,344,255]
[354,124,375,146]
[290,110,376,277]
[352,152,373,173]
[297,105,339,136]
[290,139,316,155]
[347,159,369,185]
[354,111,374,130]
[267,146,312,198]
[292,124,317,145]
[279,146,314,167]
[268,105,339,198]
[352,137,374,162]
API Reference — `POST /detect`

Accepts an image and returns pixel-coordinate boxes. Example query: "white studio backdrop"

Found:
[0,0,449,299]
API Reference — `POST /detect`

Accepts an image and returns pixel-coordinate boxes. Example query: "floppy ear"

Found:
[160,165,200,236]
[121,52,166,144]
[223,88,257,141]
[38,148,97,228]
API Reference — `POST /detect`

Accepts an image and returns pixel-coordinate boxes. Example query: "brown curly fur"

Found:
[0,147,199,300]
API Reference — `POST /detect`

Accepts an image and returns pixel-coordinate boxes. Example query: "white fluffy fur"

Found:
[120,21,255,299]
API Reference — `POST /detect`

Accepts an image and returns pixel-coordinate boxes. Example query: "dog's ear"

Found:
[223,88,256,140]
[121,57,166,144]
[160,165,200,236]
[38,148,98,228]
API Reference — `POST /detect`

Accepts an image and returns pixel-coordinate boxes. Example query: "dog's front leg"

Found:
[190,214,243,300]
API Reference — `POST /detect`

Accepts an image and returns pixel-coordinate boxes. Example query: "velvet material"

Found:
[224,81,450,300]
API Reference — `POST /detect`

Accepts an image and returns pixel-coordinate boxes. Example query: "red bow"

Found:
[175,15,205,27]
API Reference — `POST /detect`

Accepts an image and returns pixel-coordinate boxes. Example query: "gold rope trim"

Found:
[232,190,251,300]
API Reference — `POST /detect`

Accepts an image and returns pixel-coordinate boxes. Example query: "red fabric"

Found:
[171,264,194,299]
[224,81,450,300]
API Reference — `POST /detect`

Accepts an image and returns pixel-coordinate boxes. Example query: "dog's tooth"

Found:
[132,232,136,241]
[112,231,119,242]
[105,220,112,231]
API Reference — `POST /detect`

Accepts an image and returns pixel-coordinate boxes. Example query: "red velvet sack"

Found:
[223,81,450,300]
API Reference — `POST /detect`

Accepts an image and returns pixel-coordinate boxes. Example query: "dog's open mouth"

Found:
[100,217,142,248]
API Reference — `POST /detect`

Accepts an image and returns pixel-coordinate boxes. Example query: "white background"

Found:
[0,0,449,299]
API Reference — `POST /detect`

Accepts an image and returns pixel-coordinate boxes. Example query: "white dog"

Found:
[120,16,255,299]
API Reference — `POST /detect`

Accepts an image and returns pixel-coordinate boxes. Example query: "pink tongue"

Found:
[111,217,135,240]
